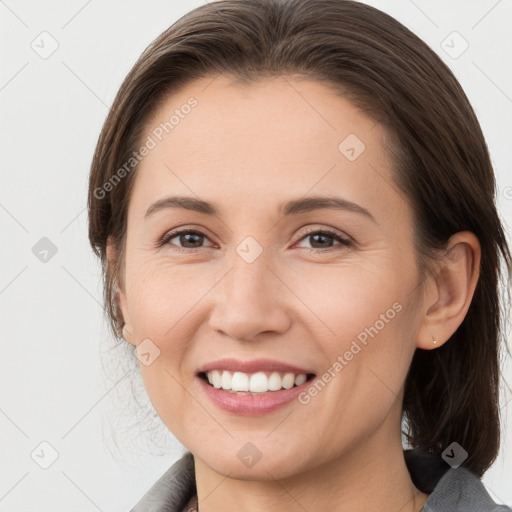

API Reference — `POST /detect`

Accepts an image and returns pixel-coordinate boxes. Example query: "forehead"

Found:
[143,74,380,164]
[130,74,406,223]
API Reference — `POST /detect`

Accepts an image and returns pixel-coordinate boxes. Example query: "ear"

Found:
[416,231,481,350]
[106,237,135,346]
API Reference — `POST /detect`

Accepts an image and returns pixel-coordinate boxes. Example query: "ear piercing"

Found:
[433,336,437,345]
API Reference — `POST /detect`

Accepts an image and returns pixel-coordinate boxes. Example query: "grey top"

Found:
[129,450,511,512]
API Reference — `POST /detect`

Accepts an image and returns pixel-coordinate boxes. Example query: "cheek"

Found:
[124,255,215,339]
[295,256,419,418]
[290,255,405,344]
[126,264,204,425]
[298,301,418,453]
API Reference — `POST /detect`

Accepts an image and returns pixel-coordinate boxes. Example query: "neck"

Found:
[192,422,428,512]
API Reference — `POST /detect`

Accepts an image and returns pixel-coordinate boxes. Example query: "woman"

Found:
[87,0,512,511]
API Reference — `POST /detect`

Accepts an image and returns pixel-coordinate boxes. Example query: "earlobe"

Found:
[106,237,135,345]
[122,323,135,345]
[416,231,481,350]
[119,292,136,346]
[417,325,444,351]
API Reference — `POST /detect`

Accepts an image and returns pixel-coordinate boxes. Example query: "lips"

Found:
[196,371,317,415]
[196,357,315,375]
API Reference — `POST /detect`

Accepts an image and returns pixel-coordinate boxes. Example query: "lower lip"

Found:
[196,374,314,415]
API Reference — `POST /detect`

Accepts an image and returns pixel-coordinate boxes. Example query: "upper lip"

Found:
[197,358,315,375]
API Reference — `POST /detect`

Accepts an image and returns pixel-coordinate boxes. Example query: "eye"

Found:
[158,227,352,252]
[159,229,214,250]
[294,228,352,252]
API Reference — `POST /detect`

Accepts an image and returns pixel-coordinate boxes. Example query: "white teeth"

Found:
[210,370,222,388]
[268,372,282,391]
[249,372,268,392]
[231,372,249,392]
[282,373,295,389]
[221,371,232,390]
[204,370,309,393]
[294,373,307,386]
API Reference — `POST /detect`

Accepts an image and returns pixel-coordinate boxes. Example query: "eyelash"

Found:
[158,227,353,253]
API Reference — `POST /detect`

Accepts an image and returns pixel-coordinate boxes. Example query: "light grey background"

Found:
[0,0,511,510]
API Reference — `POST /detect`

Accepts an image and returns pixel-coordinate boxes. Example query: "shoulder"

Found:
[405,449,511,512]
[424,466,510,512]
[129,451,196,512]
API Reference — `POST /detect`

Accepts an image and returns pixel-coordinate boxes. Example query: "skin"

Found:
[109,74,481,512]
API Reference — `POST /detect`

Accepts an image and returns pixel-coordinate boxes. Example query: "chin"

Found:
[192,440,314,481]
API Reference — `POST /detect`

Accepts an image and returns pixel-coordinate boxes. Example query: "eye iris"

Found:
[180,232,203,248]
[310,233,334,248]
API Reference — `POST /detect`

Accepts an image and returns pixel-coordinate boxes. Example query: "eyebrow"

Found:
[144,195,377,223]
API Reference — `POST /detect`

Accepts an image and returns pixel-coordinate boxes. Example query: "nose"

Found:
[208,251,292,342]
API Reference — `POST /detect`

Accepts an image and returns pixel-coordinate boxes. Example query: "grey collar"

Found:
[129,450,510,512]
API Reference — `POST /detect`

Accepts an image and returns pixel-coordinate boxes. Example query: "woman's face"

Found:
[116,75,428,478]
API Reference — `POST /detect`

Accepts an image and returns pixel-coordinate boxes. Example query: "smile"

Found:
[202,370,313,393]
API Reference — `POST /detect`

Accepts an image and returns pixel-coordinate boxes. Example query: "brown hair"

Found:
[87,0,512,476]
